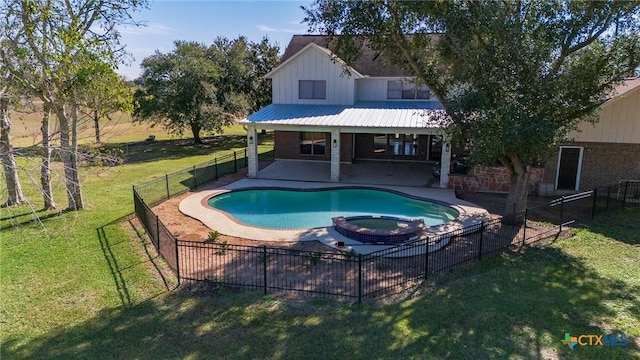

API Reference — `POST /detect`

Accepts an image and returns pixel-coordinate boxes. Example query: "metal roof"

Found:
[241,101,447,129]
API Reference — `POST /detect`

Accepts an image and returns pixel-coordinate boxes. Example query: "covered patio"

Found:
[241,101,453,188]
[255,159,439,187]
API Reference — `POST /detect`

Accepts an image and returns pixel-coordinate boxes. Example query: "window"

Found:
[300,132,326,155]
[373,135,387,154]
[372,134,418,156]
[387,80,430,100]
[299,80,326,99]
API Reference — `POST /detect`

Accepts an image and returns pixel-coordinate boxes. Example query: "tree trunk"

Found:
[505,169,531,216]
[41,102,56,210]
[500,152,531,220]
[0,95,27,206]
[94,109,101,143]
[190,121,203,144]
[56,101,83,211]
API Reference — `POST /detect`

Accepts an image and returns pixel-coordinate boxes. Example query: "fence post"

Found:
[478,222,485,260]
[358,254,363,304]
[591,188,597,220]
[244,148,248,167]
[165,174,170,200]
[193,165,197,189]
[156,215,161,252]
[606,185,611,210]
[262,246,268,295]
[522,209,528,247]
[132,185,137,215]
[559,196,565,233]
[424,237,430,280]
[214,158,218,180]
[233,151,238,173]
[175,237,181,285]
[623,181,629,207]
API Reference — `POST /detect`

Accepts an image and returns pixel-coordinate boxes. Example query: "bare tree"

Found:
[0,76,27,207]
[2,0,147,211]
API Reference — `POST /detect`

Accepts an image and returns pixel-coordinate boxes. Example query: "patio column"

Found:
[247,125,259,178]
[439,138,451,188]
[330,128,340,182]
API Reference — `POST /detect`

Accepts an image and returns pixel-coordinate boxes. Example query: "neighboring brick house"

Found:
[541,78,640,192]
[241,35,454,187]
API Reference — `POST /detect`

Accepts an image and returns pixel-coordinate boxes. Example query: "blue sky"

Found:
[117,0,314,80]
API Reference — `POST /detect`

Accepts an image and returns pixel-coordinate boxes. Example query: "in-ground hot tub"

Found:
[332,215,425,245]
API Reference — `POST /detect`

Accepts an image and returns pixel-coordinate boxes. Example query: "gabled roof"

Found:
[278,35,410,77]
[608,77,640,101]
[241,101,445,129]
[264,42,364,79]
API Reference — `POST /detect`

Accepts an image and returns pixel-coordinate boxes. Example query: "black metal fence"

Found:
[133,164,638,301]
[132,147,274,277]
[134,147,274,207]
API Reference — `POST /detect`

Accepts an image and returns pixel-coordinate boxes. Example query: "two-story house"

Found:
[241,35,452,187]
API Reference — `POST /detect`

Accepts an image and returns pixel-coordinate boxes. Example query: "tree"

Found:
[210,36,280,113]
[3,0,147,211]
[134,37,279,144]
[134,41,223,144]
[304,0,640,215]
[1,4,56,210]
[248,37,281,112]
[0,72,27,207]
[77,58,133,144]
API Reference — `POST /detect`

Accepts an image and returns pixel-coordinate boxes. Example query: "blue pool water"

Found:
[207,188,459,230]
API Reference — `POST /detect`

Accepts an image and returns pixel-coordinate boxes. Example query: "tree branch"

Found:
[549,14,615,75]
[385,1,449,108]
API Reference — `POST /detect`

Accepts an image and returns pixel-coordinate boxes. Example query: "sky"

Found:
[117,0,314,80]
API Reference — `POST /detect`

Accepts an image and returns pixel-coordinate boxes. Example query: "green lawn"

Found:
[1,129,638,359]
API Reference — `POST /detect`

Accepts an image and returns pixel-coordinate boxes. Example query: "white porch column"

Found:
[330,128,340,182]
[439,138,451,188]
[247,125,259,178]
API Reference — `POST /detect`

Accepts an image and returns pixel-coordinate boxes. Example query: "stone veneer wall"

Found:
[449,166,545,193]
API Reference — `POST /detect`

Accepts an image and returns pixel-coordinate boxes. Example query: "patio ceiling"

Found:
[241,101,448,134]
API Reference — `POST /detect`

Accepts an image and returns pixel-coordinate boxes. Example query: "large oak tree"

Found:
[304,0,640,215]
[134,37,279,144]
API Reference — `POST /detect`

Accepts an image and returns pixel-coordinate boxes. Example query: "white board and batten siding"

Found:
[270,46,356,105]
[356,78,390,101]
[569,84,640,144]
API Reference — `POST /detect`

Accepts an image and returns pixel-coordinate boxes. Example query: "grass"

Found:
[1,117,639,358]
[8,108,249,147]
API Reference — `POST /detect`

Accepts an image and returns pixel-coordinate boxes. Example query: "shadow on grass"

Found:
[95,216,177,309]
[586,207,640,245]
[3,244,638,359]
[0,207,50,222]
[0,208,69,232]
[96,219,134,307]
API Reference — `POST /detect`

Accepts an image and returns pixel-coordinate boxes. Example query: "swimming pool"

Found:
[206,188,459,230]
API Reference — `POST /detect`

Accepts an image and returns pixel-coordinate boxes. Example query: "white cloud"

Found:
[119,22,176,36]
[257,24,305,33]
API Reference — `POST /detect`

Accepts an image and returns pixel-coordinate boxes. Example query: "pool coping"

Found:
[179,178,490,255]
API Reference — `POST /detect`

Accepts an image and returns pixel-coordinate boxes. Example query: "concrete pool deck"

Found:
[179,167,490,255]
